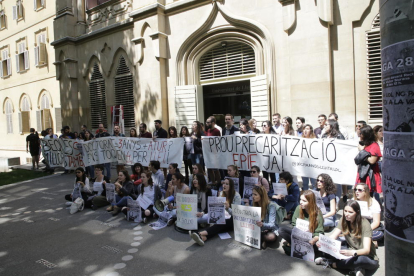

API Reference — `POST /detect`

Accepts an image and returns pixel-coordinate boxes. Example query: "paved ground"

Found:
[0,169,385,276]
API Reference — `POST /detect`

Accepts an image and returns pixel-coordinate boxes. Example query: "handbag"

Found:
[70,197,84,214]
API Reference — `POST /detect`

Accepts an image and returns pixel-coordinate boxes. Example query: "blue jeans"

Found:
[302,177,316,191]
[115,196,132,208]
[276,199,298,214]
[104,163,111,180]
[324,215,336,227]
[111,195,123,206]
[335,256,379,272]
[86,165,95,178]
[190,154,204,168]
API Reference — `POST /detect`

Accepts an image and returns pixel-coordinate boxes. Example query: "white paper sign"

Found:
[149,211,171,230]
[291,227,314,262]
[208,197,226,224]
[225,177,239,194]
[243,177,258,205]
[296,218,310,232]
[184,137,194,154]
[127,198,142,223]
[72,183,82,201]
[105,183,116,204]
[319,234,352,260]
[357,201,370,218]
[272,182,288,196]
[311,190,327,215]
[202,135,358,185]
[137,194,153,210]
[232,204,262,249]
[93,182,104,195]
[176,194,198,230]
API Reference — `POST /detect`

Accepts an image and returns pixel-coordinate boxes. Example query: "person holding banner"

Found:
[129,127,138,137]
[316,174,337,229]
[279,191,324,255]
[107,170,134,215]
[190,173,212,226]
[190,121,205,167]
[190,178,241,246]
[64,167,91,202]
[353,184,384,244]
[88,165,111,209]
[315,200,379,276]
[253,186,286,249]
[95,124,112,180]
[248,118,261,134]
[81,130,95,178]
[271,171,300,219]
[180,126,192,182]
[301,124,317,190]
[281,116,296,136]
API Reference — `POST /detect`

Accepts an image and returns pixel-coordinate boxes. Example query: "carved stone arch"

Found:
[141,21,151,37]
[19,93,33,112]
[37,89,54,109]
[107,47,135,78]
[83,55,105,80]
[176,1,276,87]
[3,97,15,114]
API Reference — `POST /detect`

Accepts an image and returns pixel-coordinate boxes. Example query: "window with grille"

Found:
[15,41,29,72]
[114,56,135,128]
[366,14,382,121]
[1,48,11,77]
[6,100,13,134]
[19,97,30,134]
[199,42,256,81]
[90,63,108,128]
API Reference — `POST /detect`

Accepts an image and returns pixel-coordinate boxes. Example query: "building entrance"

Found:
[203,80,251,128]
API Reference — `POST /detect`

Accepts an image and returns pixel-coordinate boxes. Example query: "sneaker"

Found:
[167,218,175,226]
[355,268,365,276]
[142,217,148,224]
[191,232,205,246]
[65,202,73,206]
[188,230,192,239]
[315,257,331,269]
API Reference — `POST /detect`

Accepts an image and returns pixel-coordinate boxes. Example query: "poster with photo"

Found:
[127,198,142,223]
[208,197,226,224]
[243,177,258,205]
[149,211,171,230]
[291,227,314,262]
[105,183,116,204]
[72,183,82,201]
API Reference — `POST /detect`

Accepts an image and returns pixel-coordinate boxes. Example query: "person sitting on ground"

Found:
[316,173,337,229]
[189,163,208,189]
[279,190,324,255]
[222,165,244,195]
[64,167,91,203]
[253,185,286,249]
[190,178,241,246]
[190,173,212,227]
[130,163,143,183]
[154,172,190,225]
[353,183,384,246]
[148,160,164,188]
[88,165,110,209]
[250,165,270,192]
[107,170,134,216]
[165,163,178,191]
[315,200,379,276]
[270,171,300,219]
[121,171,162,223]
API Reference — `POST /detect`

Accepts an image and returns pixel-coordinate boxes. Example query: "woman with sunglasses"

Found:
[253,185,285,249]
[281,116,295,136]
[250,166,270,192]
[180,126,192,182]
[316,173,337,229]
[315,200,379,276]
[279,190,324,254]
[322,119,345,140]
[261,120,277,134]
[353,184,383,246]
[190,178,241,246]
[64,167,91,203]
[270,171,300,219]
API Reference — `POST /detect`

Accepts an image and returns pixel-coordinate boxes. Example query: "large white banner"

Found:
[232,204,261,249]
[82,137,184,168]
[176,194,198,230]
[202,135,358,184]
[40,138,84,169]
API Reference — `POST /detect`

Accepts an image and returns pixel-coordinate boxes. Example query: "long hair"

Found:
[168,126,178,138]
[302,124,316,139]
[192,121,203,137]
[222,178,236,205]
[192,163,205,175]
[252,185,270,220]
[140,170,154,194]
[249,119,260,134]
[129,127,138,137]
[353,183,372,207]
[326,119,340,138]
[75,167,86,183]
[173,172,185,184]
[373,125,383,143]
[262,120,276,134]
[84,130,93,141]
[191,173,207,193]
[299,190,319,233]
[239,119,251,133]
[360,126,376,146]
[180,126,190,137]
[131,163,143,178]
[227,165,240,178]
[341,200,363,239]
[119,170,131,183]
[317,173,336,194]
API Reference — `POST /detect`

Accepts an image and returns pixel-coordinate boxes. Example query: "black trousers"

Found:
[204,218,234,240]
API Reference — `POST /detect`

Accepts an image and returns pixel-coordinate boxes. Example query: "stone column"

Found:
[380,1,414,275]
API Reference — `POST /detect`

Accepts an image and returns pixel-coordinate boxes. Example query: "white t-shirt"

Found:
[364,198,381,220]
[143,185,155,203]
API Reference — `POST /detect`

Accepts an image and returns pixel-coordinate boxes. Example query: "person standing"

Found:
[153,120,168,138]
[327,113,349,139]
[205,116,221,188]
[223,114,239,135]
[26,128,40,170]
[295,117,305,137]
[138,123,152,138]
[95,123,112,180]
[314,114,327,138]
[272,113,283,135]
[113,125,126,173]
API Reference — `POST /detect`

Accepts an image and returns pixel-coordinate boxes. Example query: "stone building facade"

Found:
[52,0,381,135]
[0,0,60,163]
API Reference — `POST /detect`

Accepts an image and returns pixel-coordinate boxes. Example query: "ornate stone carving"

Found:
[86,0,131,28]
[278,0,296,32]
[317,0,334,25]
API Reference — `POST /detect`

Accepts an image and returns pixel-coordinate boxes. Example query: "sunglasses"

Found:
[317,179,324,183]
[250,171,257,173]
[354,188,364,192]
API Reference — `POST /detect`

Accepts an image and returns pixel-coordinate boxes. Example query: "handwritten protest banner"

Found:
[202,135,358,184]
[82,137,184,168]
[137,194,153,210]
[291,227,314,262]
[208,197,226,224]
[127,198,141,223]
[311,190,327,214]
[319,234,351,260]
[105,183,116,204]
[92,181,104,195]
[225,177,239,194]
[243,177,257,205]
[296,218,310,232]
[176,194,197,230]
[232,204,261,249]
[40,138,84,169]
[273,183,288,196]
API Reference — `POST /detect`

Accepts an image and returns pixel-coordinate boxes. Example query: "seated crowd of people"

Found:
[57,112,383,276]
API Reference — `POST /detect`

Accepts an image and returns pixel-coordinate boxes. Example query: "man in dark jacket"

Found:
[153,120,168,138]
[223,114,239,136]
